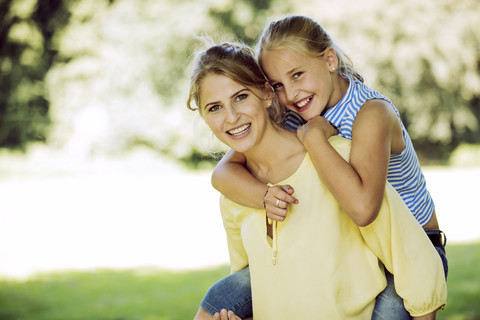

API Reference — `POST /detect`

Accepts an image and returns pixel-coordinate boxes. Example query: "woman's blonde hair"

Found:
[187,38,284,125]
[257,15,364,83]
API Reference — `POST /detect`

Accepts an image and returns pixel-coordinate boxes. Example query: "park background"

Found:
[0,0,479,319]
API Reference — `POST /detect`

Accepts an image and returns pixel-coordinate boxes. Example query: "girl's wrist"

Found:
[304,129,327,148]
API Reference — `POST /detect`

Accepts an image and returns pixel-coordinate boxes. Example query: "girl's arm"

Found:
[298,99,404,227]
[212,149,298,221]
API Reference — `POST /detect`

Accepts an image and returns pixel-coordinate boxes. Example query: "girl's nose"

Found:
[285,85,299,103]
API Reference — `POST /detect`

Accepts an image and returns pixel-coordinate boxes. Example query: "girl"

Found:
[211,15,447,319]
[188,40,446,319]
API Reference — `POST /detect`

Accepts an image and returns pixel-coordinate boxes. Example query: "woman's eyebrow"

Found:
[203,89,248,110]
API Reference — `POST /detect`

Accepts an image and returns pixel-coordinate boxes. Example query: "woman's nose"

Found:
[226,106,240,122]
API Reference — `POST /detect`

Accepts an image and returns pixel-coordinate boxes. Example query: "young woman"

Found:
[187,40,446,320]
[211,15,448,319]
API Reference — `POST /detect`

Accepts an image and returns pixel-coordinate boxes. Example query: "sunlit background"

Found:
[0,0,479,317]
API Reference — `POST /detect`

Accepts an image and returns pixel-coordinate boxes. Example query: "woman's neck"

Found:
[243,124,306,184]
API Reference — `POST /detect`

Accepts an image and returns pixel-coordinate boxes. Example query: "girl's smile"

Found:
[294,95,314,113]
[261,47,347,121]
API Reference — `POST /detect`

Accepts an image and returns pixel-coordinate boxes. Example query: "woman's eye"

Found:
[293,72,303,79]
[272,83,283,91]
[236,93,248,102]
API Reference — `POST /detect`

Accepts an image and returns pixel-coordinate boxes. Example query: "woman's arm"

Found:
[219,196,249,273]
[212,149,298,221]
[360,183,446,316]
[298,99,404,226]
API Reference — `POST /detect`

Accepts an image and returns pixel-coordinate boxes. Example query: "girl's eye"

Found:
[293,72,303,79]
[235,93,248,102]
[272,83,283,91]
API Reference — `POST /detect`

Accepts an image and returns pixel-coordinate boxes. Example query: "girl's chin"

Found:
[299,110,317,121]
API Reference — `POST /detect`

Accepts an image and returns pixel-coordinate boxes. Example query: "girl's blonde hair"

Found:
[257,15,364,83]
[187,38,284,125]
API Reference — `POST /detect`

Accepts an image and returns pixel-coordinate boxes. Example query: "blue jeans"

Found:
[200,239,448,318]
[200,267,253,318]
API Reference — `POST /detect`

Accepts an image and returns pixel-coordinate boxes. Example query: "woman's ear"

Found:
[264,81,275,107]
[265,81,275,94]
[325,47,338,72]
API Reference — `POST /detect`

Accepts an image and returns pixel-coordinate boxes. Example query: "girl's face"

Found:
[199,73,271,153]
[261,47,338,121]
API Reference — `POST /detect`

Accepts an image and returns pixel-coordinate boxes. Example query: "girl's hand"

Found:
[297,116,338,145]
[213,309,242,320]
[264,185,299,221]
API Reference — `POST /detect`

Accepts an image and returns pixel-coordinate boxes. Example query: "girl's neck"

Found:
[243,125,306,184]
[326,74,350,111]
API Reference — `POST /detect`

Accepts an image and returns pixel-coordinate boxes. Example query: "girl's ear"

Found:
[325,47,338,72]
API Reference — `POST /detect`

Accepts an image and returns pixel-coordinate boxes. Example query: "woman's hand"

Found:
[297,116,338,145]
[264,185,299,221]
[213,309,242,320]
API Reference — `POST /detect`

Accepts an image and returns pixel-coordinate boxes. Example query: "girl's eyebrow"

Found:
[286,66,301,76]
[203,88,248,110]
[269,67,301,84]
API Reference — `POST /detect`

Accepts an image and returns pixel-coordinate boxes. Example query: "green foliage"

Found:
[0,243,479,319]
[0,0,74,149]
[177,149,223,170]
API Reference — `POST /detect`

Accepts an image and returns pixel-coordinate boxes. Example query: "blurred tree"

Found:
[188,0,480,164]
[314,0,480,163]
[206,0,291,46]
[46,0,216,161]
[2,0,478,167]
[0,0,75,150]
[46,0,293,167]
[373,0,480,163]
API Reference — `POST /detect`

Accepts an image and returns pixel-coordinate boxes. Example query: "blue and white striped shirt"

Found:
[285,74,435,226]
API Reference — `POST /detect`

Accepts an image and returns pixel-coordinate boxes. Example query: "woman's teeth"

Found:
[228,124,250,136]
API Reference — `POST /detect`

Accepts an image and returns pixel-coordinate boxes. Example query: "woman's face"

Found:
[261,47,337,121]
[199,73,271,153]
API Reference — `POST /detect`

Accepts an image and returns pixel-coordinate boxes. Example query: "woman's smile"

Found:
[227,123,252,137]
[199,73,271,153]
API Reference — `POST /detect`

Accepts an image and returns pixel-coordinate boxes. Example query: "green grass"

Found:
[0,243,478,320]
[0,266,230,320]
[440,242,480,320]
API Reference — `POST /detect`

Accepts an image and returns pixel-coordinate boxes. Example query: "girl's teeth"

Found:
[297,97,311,108]
[229,124,250,136]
